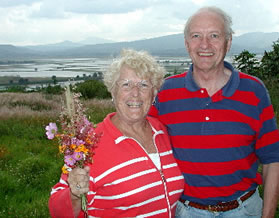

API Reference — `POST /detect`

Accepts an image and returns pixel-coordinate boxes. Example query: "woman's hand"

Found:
[68,166,90,200]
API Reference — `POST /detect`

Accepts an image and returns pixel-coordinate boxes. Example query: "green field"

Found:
[0,93,115,217]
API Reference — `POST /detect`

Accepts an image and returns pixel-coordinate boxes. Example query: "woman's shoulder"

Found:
[146,115,167,131]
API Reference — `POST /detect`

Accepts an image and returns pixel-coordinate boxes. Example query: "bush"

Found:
[75,79,111,99]
[41,85,64,95]
[4,86,26,93]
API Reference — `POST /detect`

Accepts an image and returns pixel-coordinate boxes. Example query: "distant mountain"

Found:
[54,33,188,57]
[23,36,115,53]
[0,32,278,60]
[231,32,279,54]
[24,40,83,52]
[0,44,44,59]
[77,36,115,45]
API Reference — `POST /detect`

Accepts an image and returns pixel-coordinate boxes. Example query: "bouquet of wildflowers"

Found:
[45,85,101,216]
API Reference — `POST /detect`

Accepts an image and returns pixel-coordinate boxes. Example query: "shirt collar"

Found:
[184,61,240,97]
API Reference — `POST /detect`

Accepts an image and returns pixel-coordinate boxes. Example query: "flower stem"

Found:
[81,193,88,216]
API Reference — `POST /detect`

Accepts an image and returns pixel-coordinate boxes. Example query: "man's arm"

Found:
[262,162,279,218]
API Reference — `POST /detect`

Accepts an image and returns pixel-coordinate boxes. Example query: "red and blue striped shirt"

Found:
[149,61,279,205]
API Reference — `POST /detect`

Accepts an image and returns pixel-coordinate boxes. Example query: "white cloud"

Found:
[0,0,39,7]
[0,0,278,45]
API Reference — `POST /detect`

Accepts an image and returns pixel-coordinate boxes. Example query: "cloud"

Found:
[0,0,278,45]
[64,0,154,14]
[26,0,170,18]
[0,0,39,7]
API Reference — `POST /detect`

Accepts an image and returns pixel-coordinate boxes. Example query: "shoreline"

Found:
[0,75,78,86]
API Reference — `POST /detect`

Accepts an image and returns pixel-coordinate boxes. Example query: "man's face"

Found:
[185,11,232,73]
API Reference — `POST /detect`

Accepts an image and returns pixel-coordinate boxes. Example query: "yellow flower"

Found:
[75,144,89,154]
[85,137,95,145]
[59,145,66,153]
[62,165,69,174]
[71,144,77,150]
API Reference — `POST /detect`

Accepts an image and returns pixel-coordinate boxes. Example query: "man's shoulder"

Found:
[165,72,187,81]
[238,71,267,84]
[163,72,187,88]
[161,72,187,90]
[238,71,266,90]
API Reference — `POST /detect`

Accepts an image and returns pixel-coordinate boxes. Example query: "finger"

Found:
[73,167,88,175]
[77,180,89,189]
[84,166,90,173]
[68,168,88,182]
[71,182,89,197]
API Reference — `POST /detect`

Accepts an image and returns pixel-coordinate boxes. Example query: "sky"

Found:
[0,0,278,46]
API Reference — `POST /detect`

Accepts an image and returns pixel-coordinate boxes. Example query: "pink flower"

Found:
[73,152,83,161]
[64,155,76,166]
[83,116,91,126]
[45,122,58,140]
[71,137,85,146]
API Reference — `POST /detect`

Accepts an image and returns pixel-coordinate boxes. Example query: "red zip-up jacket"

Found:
[49,112,184,217]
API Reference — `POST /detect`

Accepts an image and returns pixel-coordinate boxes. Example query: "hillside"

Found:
[0,32,278,60]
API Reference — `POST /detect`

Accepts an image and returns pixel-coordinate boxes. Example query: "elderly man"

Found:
[150,6,279,218]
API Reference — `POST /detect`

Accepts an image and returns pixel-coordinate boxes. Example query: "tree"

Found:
[260,39,279,79]
[97,72,103,80]
[233,50,260,77]
[51,75,57,85]
[75,80,111,99]
[92,72,98,80]
[18,78,27,85]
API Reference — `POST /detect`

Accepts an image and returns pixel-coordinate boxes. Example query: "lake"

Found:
[0,56,238,78]
[0,56,194,78]
[0,58,113,78]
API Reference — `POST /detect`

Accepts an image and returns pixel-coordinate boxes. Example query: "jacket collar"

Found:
[101,113,164,145]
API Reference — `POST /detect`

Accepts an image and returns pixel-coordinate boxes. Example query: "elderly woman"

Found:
[49,49,184,217]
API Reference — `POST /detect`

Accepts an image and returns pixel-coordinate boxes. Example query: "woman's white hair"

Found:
[104,48,165,95]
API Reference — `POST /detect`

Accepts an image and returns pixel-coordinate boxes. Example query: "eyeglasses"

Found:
[116,79,153,92]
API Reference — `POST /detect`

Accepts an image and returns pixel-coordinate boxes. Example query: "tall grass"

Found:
[0,93,115,217]
[0,93,62,119]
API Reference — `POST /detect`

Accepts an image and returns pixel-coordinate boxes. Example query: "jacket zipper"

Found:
[126,133,172,217]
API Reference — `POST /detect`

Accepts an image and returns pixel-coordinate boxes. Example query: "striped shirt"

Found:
[149,61,279,205]
[49,113,184,217]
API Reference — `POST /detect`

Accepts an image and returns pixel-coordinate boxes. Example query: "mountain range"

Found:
[0,32,278,60]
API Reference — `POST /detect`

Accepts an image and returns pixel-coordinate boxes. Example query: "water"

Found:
[0,56,197,78]
[0,56,241,80]
[0,58,113,78]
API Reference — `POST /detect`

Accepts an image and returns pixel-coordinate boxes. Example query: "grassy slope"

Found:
[0,93,115,217]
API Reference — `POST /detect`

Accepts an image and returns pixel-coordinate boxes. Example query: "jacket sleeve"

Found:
[48,175,84,218]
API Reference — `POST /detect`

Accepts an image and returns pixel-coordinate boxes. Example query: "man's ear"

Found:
[184,39,190,52]
[226,36,232,53]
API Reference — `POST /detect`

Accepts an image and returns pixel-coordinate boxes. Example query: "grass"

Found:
[0,93,115,217]
[0,86,278,217]
[0,117,60,217]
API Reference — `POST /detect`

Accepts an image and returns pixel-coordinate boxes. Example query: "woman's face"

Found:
[112,66,154,125]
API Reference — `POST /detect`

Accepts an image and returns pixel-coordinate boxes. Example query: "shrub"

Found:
[4,85,26,93]
[41,84,64,95]
[75,79,111,99]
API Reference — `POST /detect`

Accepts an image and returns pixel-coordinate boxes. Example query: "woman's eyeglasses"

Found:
[116,79,153,92]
